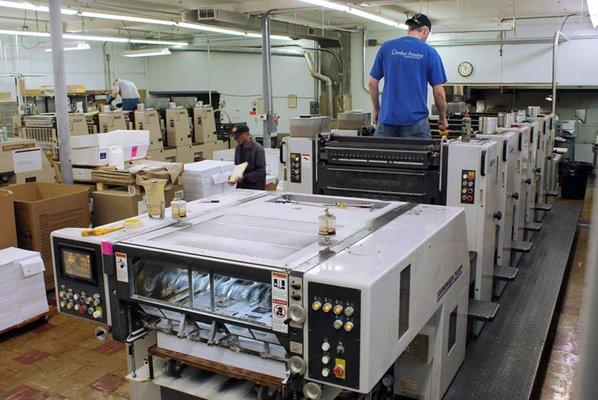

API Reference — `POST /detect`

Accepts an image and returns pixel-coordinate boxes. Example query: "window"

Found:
[399,265,411,339]
[448,305,458,353]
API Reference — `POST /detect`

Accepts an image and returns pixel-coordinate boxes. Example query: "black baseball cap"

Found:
[406,13,432,30]
[231,123,249,136]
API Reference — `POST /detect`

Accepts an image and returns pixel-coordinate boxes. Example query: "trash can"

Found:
[558,160,593,200]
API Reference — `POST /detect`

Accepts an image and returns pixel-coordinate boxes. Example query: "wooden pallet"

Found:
[0,311,49,336]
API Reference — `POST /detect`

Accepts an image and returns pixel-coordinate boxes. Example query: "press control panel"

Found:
[460,170,476,204]
[290,152,302,183]
[57,285,104,321]
[307,282,361,390]
[52,239,107,324]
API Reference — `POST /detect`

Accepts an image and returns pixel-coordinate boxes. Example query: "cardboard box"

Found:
[92,186,180,226]
[10,182,91,289]
[70,130,150,166]
[0,189,17,249]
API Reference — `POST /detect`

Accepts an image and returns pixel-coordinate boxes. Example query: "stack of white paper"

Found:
[183,160,235,200]
[0,248,48,332]
[212,147,281,180]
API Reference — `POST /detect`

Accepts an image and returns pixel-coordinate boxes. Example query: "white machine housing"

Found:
[477,130,521,268]
[446,139,499,304]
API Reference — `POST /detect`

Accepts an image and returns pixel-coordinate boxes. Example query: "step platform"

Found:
[494,266,519,281]
[468,300,500,322]
[524,222,542,231]
[533,203,553,211]
[511,240,532,253]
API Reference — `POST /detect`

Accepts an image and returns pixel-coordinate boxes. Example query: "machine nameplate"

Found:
[272,271,289,333]
[437,265,463,302]
[115,252,129,283]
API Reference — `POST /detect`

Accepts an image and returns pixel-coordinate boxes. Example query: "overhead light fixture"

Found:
[245,32,294,41]
[78,11,177,26]
[0,1,295,38]
[0,29,188,46]
[176,22,246,36]
[123,48,171,58]
[0,29,49,37]
[299,0,349,12]
[298,0,407,29]
[589,0,598,28]
[44,41,90,52]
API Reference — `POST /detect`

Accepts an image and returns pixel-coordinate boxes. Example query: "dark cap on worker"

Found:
[406,13,432,30]
[232,123,250,136]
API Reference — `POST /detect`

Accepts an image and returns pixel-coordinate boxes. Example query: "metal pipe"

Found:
[304,51,333,117]
[261,12,273,149]
[49,0,72,184]
[551,14,574,115]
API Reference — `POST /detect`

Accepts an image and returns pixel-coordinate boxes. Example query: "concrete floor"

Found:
[0,186,594,400]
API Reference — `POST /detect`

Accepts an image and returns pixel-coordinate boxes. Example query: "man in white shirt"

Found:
[110,78,141,111]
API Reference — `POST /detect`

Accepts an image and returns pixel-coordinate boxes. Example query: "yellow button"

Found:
[322,303,332,313]
[344,322,354,332]
[312,301,322,311]
[333,305,343,315]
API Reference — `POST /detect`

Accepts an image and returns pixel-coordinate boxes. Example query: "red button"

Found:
[332,365,344,378]
[79,305,87,314]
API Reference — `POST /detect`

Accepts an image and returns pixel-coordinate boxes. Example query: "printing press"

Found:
[52,190,470,400]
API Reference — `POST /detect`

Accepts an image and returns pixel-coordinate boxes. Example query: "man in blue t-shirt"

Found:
[369,14,448,139]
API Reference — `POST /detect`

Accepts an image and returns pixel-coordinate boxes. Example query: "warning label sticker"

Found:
[115,252,129,283]
[271,272,289,333]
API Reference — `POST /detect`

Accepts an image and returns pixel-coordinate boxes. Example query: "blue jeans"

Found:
[121,98,140,111]
[374,118,431,139]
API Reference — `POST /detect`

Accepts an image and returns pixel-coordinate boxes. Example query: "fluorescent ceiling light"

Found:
[299,0,349,12]
[0,29,188,46]
[79,11,177,26]
[123,48,171,57]
[177,22,246,36]
[298,0,406,30]
[44,41,90,52]
[589,0,598,28]
[347,7,399,27]
[0,29,49,37]
[0,0,46,12]
[245,32,294,41]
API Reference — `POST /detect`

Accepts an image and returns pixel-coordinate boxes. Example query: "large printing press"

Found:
[52,189,470,400]
[281,108,558,330]
[49,106,558,400]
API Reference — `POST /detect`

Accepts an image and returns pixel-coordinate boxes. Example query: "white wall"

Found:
[147,49,314,134]
[0,35,146,97]
[351,17,598,111]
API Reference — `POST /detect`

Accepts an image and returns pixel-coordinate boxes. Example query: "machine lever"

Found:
[525,178,532,185]
[481,150,487,176]
[125,327,149,344]
[493,212,502,220]
[512,192,520,200]
[279,140,287,164]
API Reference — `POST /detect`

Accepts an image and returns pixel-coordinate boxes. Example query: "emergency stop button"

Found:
[332,362,345,379]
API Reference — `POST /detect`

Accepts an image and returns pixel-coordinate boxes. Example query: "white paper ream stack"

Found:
[0,248,48,332]
[183,160,236,200]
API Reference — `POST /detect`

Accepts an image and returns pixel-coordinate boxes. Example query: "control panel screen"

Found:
[62,249,94,281]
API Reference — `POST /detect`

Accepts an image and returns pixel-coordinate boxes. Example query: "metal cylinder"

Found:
[527,106,540,118]
[479,117,498,134]
[497,112,509,128]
